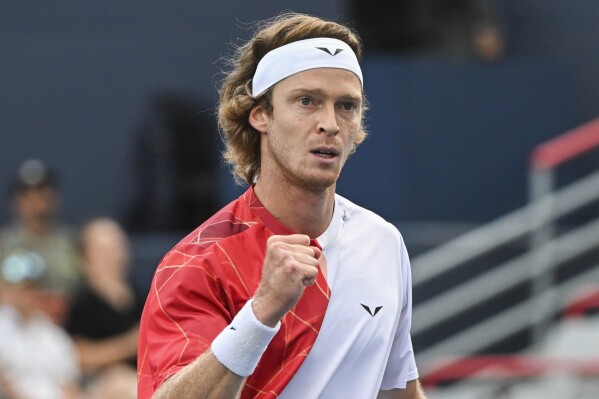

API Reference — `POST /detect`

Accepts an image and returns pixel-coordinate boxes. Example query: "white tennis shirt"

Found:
[279,194,419,398]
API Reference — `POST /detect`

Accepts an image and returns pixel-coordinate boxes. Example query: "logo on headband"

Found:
[316,47,344,56]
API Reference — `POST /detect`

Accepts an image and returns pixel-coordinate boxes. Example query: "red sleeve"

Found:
[137,242,234,397]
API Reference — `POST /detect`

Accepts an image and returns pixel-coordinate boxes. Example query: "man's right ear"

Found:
[249,106,268,134]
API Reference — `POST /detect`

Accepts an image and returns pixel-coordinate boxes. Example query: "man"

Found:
[0,250,82,399]
[138,13,425,399]
[0,159,81,324]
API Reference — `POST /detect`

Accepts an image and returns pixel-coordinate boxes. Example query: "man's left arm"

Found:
[378,379,427,399]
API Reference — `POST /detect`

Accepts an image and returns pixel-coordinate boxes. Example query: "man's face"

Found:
[14,186,57,222]
[251,67,363,191]
[83,220,129,280]
[2,281,45,316]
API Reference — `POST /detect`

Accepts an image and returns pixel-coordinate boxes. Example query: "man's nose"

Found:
[317,105,340,136]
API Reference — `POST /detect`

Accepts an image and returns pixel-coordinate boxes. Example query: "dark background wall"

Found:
[339,58,575,223]
[1,1,598,230]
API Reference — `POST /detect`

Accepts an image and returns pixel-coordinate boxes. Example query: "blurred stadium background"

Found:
[2,2,599,397]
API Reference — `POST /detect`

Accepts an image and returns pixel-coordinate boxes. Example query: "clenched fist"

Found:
[252,234,322,327]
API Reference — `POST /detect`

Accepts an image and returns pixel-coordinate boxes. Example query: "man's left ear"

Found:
[249,106,268,134]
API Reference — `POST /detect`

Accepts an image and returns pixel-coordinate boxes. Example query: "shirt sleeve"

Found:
[138,242,234,392]
[380,233,419,389]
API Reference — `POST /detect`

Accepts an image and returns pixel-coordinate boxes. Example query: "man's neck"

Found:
[253,178,335,239]
[21,218,51,238]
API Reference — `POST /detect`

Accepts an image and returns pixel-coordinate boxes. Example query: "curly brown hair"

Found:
[218,13,367,185]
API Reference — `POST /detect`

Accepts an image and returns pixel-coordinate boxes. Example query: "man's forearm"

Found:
[152,297,281,399]
[75,326,139,372]
[153,350,244,399]
[378,379,427,399]
[412,380,427,399]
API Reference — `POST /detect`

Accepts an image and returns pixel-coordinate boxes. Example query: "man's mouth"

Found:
[311,148,339,158]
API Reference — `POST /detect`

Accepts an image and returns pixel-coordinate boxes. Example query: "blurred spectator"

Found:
[83,364,137,399]
[0,159,81,325]
[349,0,506,62]
[64,217,141,397]
[125,91,219,232]
[0,250,82,399]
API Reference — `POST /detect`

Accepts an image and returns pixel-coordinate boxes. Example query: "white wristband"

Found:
[211,298,281,377]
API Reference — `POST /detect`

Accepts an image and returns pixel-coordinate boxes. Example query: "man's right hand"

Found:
[252,234,321,327]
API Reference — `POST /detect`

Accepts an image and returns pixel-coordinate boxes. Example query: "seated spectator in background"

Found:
[83,364,137,399]
[0,159,81,324]
[64,217,141,398]
[0,250,82,399]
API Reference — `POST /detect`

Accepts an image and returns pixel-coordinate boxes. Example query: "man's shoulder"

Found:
[0,222,76,248]
[335,194,398,233]
[159,193,266,266]
[0,305,18,330]
[181,194,261,246]
[0,223,22,246]
[149,194,269,298]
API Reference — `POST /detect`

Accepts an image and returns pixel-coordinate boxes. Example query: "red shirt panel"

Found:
[137,188,330,399]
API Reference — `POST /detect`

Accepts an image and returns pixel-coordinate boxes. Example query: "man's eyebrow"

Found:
[288,87,325,96]
[338,94,363,103]
[288,88,362,101]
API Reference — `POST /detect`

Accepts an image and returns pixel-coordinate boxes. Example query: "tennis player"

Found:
[138,12,426,399]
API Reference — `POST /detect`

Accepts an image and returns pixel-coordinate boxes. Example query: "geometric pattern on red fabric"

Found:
[137,187,330,398]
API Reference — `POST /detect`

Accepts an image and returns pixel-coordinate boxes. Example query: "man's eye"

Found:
[299,97,312,106]
[341,102,356,111]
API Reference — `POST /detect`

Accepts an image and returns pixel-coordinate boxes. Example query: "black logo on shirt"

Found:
[316,47,344,56]
[361,304,383,317]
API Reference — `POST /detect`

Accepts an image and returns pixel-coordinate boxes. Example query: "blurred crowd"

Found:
[0,87,220,398]
[0,160,140,399]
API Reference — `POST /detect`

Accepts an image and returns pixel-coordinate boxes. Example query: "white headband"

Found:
[251,37,363,97]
